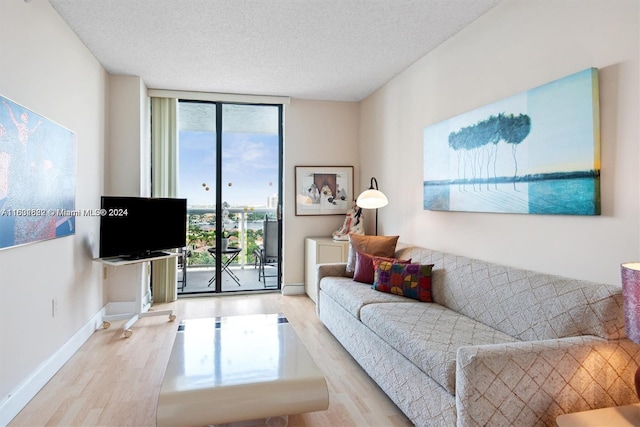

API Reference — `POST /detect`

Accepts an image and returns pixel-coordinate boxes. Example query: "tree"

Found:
[448,125,478,189]
[446,112,531,191]
[499,113,531,189]
[478,115,502,189]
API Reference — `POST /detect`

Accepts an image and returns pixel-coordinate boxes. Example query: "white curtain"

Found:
[150,97,179,303]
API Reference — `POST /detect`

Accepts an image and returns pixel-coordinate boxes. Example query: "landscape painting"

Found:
[423,68,600,215]
[0,95,76,250]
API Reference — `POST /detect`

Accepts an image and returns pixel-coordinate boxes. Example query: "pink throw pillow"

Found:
[353,250,411,284]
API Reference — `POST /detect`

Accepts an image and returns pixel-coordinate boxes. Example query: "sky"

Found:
[177,102,280,208]
[178,130,279,207]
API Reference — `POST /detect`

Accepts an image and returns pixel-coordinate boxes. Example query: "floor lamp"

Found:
[356,177,388,236]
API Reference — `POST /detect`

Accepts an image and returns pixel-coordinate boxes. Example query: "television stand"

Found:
[97,251,176,266]
[95,252,179,337]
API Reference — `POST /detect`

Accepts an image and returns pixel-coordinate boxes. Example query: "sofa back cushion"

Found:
[394,246,626,341]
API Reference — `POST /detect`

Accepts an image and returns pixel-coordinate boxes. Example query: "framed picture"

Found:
[0,94,77,250]
[295,166,353,215]
[423,67,600,215]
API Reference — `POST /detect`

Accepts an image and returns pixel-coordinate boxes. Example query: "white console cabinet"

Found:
[305,237,349,303]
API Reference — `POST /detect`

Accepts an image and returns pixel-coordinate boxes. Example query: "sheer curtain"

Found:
[150,97,179,303]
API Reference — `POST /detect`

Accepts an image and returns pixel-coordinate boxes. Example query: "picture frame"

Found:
[423,67,600,216]
[0,94,77,250]
[295,166,353,215]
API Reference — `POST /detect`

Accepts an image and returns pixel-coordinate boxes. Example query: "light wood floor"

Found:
[9,293,413,427]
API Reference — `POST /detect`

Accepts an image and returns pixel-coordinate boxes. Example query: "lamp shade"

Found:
[356,189,388,209]
[621,262,640,343]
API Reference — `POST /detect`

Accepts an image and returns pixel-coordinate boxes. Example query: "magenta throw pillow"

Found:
[353,251,411,284]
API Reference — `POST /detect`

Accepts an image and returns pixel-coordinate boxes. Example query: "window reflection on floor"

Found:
[182,315,281,384]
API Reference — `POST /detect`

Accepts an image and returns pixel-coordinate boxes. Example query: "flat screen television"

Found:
[99,196,187,260]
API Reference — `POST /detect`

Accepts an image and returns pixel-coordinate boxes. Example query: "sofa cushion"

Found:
[319,276,414,319]
[394,246,626,341]
[373,260,434,302]
[354,251,411,284]
[346,234,399,274]
[360,302,518,395]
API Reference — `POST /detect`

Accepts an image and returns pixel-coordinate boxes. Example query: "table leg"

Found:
[207,253,217,287]
[208,251,242,287]
[223,252,241,286]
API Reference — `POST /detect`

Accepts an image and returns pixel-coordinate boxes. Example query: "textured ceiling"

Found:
[48,0,501,102]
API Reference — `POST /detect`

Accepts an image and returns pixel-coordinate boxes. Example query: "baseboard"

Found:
[281,282,305,296]
[0,307,106,426]
[104,301,137,316]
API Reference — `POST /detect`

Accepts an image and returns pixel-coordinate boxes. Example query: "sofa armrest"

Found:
[317,262,347,281]
[315,263,347,314]
[455,336,640,427]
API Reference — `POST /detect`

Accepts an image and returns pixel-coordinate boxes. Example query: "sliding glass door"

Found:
[177,101,282,294]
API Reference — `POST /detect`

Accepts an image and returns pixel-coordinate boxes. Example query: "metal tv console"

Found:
[94,251,179,338]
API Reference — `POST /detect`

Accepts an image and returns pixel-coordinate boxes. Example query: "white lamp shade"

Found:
[356,189,388,209]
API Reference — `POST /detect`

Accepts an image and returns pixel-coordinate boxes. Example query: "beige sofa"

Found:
[315,244,640,426]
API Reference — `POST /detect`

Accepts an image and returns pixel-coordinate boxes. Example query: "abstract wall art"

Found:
[423,68,600,215]
[0,95,76,250]
[295,166,353,215]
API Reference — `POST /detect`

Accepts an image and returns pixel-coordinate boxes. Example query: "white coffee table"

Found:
[157,314,329,427]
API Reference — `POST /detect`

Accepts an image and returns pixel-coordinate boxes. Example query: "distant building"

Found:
[267,194,278,208]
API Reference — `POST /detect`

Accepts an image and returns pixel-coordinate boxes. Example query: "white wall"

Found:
[283,98,360,290]
[106,75,150,197]
[360,0,639,285]
[103,75,151,304]
[0,0,107,422]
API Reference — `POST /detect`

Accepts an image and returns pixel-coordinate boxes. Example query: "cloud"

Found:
[222,134,278,172]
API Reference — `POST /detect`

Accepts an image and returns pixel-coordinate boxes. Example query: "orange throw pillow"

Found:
[346,234,399,274]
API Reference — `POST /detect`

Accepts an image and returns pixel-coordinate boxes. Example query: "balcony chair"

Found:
[254,218,279,288]
[177,246,191,291]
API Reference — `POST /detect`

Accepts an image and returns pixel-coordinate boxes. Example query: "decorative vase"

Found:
[221,238,229,252]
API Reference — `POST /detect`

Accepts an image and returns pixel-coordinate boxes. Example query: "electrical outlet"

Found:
[52,298,59,317]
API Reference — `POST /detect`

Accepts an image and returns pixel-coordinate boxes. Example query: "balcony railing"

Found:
[186,207,277,268]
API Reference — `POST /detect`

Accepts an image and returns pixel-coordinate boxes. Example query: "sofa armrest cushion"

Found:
[317,262,347,281]
[455,337,640,426]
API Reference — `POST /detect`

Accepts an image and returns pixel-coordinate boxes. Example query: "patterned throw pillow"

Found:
[373,260,435,302]
[346,234,399,274]
[353,251,411,284]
